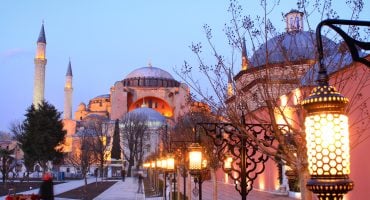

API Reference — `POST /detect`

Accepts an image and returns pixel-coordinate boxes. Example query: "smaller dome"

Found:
[125,107,165,123]
[250,31,338,66]
[78,103,86,111]
[125,66,174,80]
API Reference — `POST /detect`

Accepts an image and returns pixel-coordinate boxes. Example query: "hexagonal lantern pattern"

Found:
[305,113,350,176]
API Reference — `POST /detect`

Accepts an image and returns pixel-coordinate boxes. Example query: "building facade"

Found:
[224,10,370,200]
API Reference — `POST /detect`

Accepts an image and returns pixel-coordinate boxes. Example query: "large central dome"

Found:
[122,66,180,88]
[125,66,174,80]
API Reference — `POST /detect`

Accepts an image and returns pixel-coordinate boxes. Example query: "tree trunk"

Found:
[299,166,313,200]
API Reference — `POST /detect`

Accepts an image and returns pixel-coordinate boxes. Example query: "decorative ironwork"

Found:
[303,19,370,200]
[197,122,289,200]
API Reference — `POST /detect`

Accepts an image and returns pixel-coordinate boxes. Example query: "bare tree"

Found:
[0,147,15,185]
[176,0,368,199]
[80,117,110,180]
[65,129,97,194]
[120,112,149,177]
[172,103,220,200]
[10,121,34,182]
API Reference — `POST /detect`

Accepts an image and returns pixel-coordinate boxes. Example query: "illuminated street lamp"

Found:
[161,158,168,170]
[151,160,156,169]
[303,19,370,200]
[188,143,203,173]
[166,154,175,172]
[188,142,207,200]
[224,154,233,172]
[156,159,162,169]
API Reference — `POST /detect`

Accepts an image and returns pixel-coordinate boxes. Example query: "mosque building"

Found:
[74,64,189,121]
[30,23,190,176]
[224,10,370,200]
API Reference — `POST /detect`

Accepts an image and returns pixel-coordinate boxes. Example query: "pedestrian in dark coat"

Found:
[121,169,126,182]
[137,173,144,193]
[39,173,54,200]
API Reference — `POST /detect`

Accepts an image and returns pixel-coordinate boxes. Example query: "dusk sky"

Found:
[1,1,369,131]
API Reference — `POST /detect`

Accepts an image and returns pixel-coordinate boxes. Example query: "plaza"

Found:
[1,177,297,200]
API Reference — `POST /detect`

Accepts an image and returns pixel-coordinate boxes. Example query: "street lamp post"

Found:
[188,142,209,200]
[303,19,370,200]
[197,122,289,200]
[169,140,195,200]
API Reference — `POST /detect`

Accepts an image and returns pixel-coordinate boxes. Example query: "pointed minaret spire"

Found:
[37,23,46,44]
[64,59,73,119]
[66,58,73,76]
[241,37,248,71]
[33,23,47,109]
[227,69,234,98]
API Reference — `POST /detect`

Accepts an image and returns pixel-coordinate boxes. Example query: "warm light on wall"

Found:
[259,181,265,190]
[293,88,301,105]
[280,95,288,107]
[227,82,234,97]
[224,172,229,183]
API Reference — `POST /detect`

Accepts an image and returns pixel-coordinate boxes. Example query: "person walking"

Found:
[137,173,144,193]
[121,169,126,182]
[39,173,54,200]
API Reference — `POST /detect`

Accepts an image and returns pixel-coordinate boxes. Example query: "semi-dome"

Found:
[122,66,180,88]
[125,66,174,80]
[125,107,165,123]
[250,31,339,67]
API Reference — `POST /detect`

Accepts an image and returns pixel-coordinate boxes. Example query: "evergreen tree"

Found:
[111,119,121,160]
[17,101,66,172]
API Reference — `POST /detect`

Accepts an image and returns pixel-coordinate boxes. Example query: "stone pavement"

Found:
[0,177,299,200]
[201,180,298,200]
[94,177,145,200]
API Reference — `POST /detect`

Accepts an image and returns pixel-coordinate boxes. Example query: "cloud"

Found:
[0,48,28,58]
[0,48,31,64]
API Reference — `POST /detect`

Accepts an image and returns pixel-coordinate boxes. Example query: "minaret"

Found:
[241,37,249,71]
[227,69,234,98]
[33,23,47,109]
[64,59,73,119]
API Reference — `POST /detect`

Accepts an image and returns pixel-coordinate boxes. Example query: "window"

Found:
[295,16,300,29]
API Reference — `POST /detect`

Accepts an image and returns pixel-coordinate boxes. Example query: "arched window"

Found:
[295,16,300,29]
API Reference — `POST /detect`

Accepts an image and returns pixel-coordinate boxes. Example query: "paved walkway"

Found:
[0,177,299,200]
[94,178,145,200]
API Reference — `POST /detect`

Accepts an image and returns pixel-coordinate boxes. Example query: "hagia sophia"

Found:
[31,22,191,176]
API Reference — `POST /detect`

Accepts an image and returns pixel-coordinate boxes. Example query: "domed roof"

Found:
[125,107,165,123]
[125,66,174,80]
[250,31,338,66]
[93,94,110,99]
